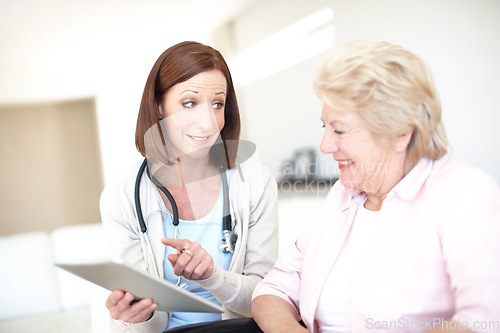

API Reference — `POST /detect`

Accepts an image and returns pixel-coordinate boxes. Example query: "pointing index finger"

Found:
[161,238,185,252]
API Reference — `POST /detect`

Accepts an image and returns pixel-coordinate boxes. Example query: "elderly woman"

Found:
[251,41,500,333]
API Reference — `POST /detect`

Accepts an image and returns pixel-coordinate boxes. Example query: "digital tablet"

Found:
[55,260,223,313]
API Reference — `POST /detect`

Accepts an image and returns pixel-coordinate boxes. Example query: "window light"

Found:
[231,7,335,87]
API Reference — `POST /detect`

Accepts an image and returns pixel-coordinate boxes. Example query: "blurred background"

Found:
[1,0,499,331]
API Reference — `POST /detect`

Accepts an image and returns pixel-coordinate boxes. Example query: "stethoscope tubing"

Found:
[134,158,149,233]
[134,158,235,252]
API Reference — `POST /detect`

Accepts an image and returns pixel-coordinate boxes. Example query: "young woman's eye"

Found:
[212,102,224,109]
[182,101,196,108]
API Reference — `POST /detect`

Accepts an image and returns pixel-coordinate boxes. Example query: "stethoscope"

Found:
[134,158,236,255]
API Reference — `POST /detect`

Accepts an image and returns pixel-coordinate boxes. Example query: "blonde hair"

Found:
[313,40,448,166]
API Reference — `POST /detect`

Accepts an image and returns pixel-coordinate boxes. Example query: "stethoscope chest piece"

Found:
[219,230,237,254]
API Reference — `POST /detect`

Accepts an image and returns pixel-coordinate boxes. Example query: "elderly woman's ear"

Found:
[394,129,413,152]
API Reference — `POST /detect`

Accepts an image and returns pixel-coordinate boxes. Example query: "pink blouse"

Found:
[253,158,500,333]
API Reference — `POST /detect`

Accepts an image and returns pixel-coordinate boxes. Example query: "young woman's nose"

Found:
[196,104,218,131]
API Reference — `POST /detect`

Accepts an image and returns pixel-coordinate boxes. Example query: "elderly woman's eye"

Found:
[182,101,196,108]
[334,129,345,135]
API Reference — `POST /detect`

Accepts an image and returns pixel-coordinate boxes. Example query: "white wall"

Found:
[229,0,500,183]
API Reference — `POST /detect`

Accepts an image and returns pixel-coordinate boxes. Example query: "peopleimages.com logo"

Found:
[365,317,500,331]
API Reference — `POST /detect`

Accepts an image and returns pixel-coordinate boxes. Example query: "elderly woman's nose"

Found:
[320,132,338,154]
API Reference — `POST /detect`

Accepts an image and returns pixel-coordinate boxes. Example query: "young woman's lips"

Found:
[187,134,211,144]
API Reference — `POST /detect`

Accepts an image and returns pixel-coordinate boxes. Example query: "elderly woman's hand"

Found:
[162,238,215,281]
[105,290,157,324]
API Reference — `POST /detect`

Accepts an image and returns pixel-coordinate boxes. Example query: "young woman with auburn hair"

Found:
[100,41,278,332]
